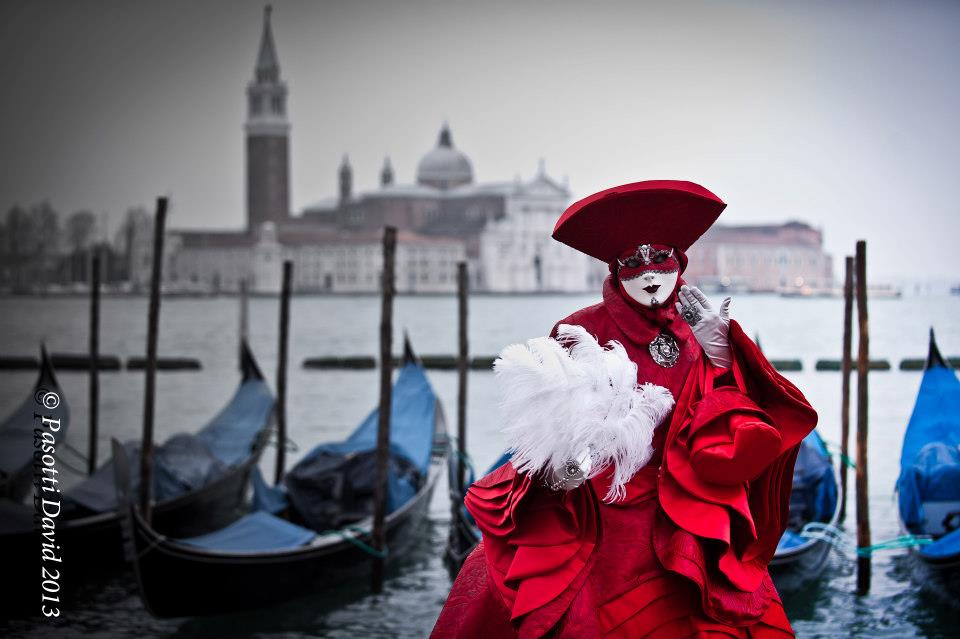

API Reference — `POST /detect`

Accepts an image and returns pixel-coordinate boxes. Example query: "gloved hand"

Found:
[675,285,732,369]
[544,448,593,491]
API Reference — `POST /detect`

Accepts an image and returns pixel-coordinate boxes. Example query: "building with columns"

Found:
[151,5,830,296]
[684,221,833,293]
[158,5,588,294]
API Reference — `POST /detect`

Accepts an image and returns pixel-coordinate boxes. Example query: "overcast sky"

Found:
[1,0,958,281]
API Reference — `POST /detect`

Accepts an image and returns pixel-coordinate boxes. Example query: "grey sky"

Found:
[2,0,958,280]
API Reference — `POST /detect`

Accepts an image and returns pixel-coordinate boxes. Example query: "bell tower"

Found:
[246,5,290,231]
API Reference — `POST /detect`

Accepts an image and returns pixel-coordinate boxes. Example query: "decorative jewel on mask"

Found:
[618,244,674,269]
[649,332,680,368]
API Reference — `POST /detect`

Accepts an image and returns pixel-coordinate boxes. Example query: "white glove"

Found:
[675,285,732,369]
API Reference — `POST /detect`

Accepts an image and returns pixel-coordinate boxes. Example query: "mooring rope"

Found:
[323,524,388,559]
[792,523,935,559]
[821,439,856,469]
[791,522,853,557]
[267,430,299,452]
[856,534,933,556]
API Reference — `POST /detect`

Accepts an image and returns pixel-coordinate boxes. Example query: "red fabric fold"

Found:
[655,320,817,621]
[689,390,782,485]
[465,461,601,625]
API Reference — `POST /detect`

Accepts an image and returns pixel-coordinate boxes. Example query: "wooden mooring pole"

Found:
[456,262,469,498]
[839,255,854,522]
[87,249,101,475]
[372,226,397,594]
[855,240,871,595]
[449,262,469,542]
[140,196,168,523]
[274,262,292,485]
[239,277,249,365]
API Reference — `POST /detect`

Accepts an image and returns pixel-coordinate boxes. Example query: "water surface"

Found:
[1,292,959,638]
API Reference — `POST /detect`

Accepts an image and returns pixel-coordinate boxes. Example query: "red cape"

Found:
[431,284,816,639]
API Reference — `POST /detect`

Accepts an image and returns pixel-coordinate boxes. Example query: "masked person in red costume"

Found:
[431,181,817,639]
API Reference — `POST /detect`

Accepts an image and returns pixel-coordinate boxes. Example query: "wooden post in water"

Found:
[372,226,397,594]
[454,262,469,519]
[274,262,292,485]
[839,256,854,521]
[239,277,249,365]
[854,241,871,595]
[140,196,168,523]
[87,249,101,475]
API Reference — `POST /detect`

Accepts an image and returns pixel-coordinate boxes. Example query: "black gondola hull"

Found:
[767,537,834,594]
[128,459,442,618]
[899,515,960,596]
[0,436,266,618]
[444,501,479,574]
[905,547,960,597]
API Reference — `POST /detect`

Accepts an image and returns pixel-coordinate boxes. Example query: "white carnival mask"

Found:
[617,243,681,307]
[620,269,680,307]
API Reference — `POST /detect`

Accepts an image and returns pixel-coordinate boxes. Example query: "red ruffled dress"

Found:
[431,277,817,639]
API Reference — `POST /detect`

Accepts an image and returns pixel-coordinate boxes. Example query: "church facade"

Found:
[154,6,830,296]
[158,6,591,294]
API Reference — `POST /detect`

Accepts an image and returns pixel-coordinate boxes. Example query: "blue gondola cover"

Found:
[920,527,960,560]
[67,377,273,513]
[791,431,838,524]
[178,510,315,552]
[280,362,437,526]
[776,530,808,552]
[311,362,436,475]
[196,379,274,466]
[252,466,289,514]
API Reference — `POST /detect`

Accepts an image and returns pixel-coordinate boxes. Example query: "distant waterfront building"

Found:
[145,6,829,296]
[684,221,833,293]
[120,206,156,292]
[154,6,591,294]
[299,133,596,293]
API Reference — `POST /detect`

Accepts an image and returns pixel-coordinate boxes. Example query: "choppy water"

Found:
[1,292,960,638]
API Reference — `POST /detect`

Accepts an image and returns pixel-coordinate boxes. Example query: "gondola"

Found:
[1,340,274,615]
[0,345,71,617]
[115,341,448,618]
[768,429,842,593]
[0,345,70,501]
[896,328,960,592]
[445,433,841,591]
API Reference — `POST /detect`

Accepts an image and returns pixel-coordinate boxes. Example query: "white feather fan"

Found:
[494,323,674,502]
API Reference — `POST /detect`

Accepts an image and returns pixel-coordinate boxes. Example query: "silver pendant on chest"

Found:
[649,332,680,368]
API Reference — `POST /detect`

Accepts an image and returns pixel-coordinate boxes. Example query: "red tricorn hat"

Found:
[552,180,726,263]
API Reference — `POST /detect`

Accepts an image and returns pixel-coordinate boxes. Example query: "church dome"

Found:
[416,124,473,190]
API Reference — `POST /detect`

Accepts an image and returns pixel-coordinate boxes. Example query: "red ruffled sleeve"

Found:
[654,320,817,625]
[464,461,601,636]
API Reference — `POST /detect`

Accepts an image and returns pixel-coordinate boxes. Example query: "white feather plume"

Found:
[494,323,674,502]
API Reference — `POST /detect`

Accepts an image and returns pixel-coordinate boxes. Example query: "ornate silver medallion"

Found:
[649,333,680,368]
